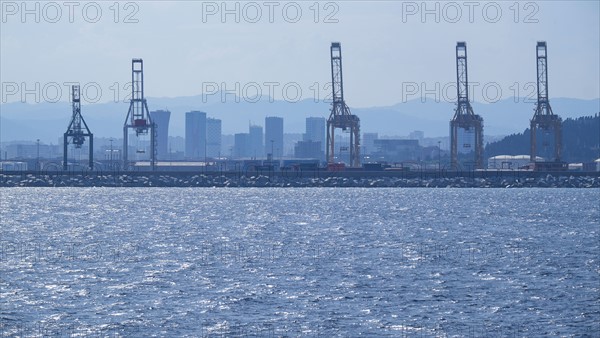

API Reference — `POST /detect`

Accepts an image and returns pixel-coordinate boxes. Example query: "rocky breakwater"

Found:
[1,173,599,188]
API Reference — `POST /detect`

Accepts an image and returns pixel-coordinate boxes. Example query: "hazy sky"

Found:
[1,1,599,107]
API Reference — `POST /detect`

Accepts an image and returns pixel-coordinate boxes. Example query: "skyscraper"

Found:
[149,110,171,160]
[234,133,250,158]
[304,117,326,151]
[249,125,263,159]
[206,118,222,158]
[185,111,207,159]
[265,117,283,158]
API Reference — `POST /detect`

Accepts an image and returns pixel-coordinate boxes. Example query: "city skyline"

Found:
[1,2,598,167]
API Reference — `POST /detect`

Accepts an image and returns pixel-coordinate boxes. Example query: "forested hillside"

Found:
[485,114,599,163]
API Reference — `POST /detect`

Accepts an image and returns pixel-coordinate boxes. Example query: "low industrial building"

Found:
[0,161,28,171]
[371,139,420,163]
[294,140,324,160]
[487,155,543,170]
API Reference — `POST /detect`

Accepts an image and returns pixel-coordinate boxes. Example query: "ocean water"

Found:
[1,188,598,337]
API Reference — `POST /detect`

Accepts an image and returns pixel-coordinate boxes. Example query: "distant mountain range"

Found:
[1,94,598,144]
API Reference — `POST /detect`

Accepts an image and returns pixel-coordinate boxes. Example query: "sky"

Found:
[1,1,599,108]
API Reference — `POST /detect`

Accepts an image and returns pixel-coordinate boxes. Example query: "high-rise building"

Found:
[206,118,222,158]
[304,117,326,152]
[249,125,263,159]
[234,133,250,158]
[149,110,170,160]
[265,117,283,158]
[185,111,207,159]
[363,133,379,155]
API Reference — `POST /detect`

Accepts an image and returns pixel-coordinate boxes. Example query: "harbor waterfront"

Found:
[1,170,599,188]
[2,1,599,337]
[1,188,598,336]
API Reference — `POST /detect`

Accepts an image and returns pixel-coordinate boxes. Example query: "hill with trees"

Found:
[485,114,599,163]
